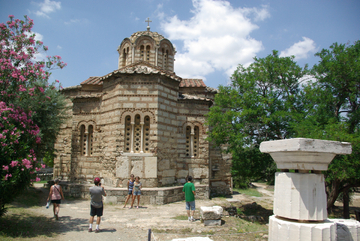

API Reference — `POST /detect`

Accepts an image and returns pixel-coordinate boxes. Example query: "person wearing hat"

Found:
[89,177,106,233]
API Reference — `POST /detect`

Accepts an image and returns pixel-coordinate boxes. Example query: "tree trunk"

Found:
[327,180,340,213]
[343,189,350,219]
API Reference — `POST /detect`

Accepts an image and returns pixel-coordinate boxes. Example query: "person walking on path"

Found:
[183,176,196,222]
[89,177,107,233]
[123,174,134,208]
[47,178,65,220]
[130,176,142,209]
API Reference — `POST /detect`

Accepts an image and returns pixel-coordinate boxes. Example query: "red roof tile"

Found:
[179,79,206,88]
[81,76,102,85]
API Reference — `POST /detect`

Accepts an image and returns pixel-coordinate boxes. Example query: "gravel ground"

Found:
[29,183,272,241]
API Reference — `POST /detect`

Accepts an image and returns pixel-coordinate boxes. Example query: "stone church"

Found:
[53,23,231,202]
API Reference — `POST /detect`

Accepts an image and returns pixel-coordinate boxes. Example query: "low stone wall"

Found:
[56,182,209,205]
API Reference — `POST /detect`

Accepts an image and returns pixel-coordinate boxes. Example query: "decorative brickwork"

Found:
[53,28,231,201]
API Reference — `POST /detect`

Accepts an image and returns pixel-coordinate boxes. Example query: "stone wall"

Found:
[58,182,209,205]
[53,73,232,198]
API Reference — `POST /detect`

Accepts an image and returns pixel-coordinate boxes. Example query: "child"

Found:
[130,176,142,208]
[123,174,135,208]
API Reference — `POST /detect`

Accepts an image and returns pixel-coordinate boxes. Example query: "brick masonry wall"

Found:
[53,73,232,199]
[57,182,209,205]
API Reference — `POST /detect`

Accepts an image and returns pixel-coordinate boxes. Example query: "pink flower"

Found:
[41,164,46,168]
[2,165,9,171]
[35,177,41,182]
[10,161,18,167]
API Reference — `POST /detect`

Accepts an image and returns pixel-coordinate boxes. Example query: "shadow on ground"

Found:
[0,212,89,238]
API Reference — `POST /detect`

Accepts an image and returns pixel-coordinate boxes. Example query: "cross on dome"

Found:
[145,17,152,31]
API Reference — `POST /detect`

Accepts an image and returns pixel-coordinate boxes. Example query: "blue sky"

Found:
[1,0,359,89]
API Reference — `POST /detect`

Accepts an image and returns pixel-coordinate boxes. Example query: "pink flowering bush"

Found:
[0,15,68,216]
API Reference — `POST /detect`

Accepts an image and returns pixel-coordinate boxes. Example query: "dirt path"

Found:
[30,184,273,241]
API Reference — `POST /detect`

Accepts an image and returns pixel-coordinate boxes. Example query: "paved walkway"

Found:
[31,184,272,241]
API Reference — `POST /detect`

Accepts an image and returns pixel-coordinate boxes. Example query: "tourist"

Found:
[123,174,135,208]
[183,176,196,222]
[89,177,107,233]
[130,176,142,209]
[47,178,65,220]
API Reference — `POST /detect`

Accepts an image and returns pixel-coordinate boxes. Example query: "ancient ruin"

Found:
[260,138,360,241]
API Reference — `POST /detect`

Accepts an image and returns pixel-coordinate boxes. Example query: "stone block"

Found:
[268,215,336,241]
[200,206,223,220]
[190,167,207,179]
[162,169,176,177]
[204,219,221,226]
[178,170,189,179]
[131,160,143,177]
[116,156,130,178]
[144,157,157,178]
[332,219,360,241]
[260,138,352,171]
[274,172,327,221]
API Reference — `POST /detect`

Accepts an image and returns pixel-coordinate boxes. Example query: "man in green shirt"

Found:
[182,176,196,222]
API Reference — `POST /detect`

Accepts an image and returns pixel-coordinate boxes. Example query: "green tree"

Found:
[206,50,309,187]
[0,15,67,216]
[294,41,360,216]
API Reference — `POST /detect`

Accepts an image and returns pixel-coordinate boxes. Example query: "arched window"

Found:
[134,115,141,152]
[80,124,94,156]
[185,125,200,158]
[125,116,131,152]
[186,126,191,157]
[144,116,150,152]
[140,45,145,61]
[80,125,86,156]
[193,126,199,157]
[124,115,151,153]
[163,49,168,69]
[146,45,150,61]
[122,48,127,66]
[88,125,94,156]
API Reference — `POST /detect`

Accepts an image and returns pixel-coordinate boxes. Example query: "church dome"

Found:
[117,24,176,72]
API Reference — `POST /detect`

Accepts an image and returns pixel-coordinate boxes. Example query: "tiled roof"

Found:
[81,61,182,85]
[81,77,101,85]
[129,31,165,44]
[205,86,218,93]
[179,79,206,88]
[74,94,103,99]
[178,93,212,102]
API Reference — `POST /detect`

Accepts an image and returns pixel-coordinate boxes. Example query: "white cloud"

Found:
[32,32,46,60]
[160,0,267,80]
[57,45,62,49]
[280,37,317,60]
[64,19,89,25]
[24,32,46,60]
[35,0,61,18]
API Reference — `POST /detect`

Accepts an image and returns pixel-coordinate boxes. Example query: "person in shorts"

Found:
[47,178,64,220]
[130,176,141,208]
[183,176,196,222]
[123,174,134,208]
[89,177,106,233]
[130,176,142,208]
